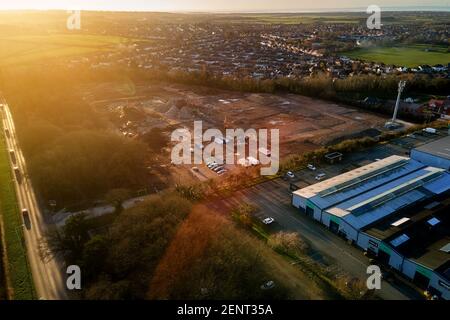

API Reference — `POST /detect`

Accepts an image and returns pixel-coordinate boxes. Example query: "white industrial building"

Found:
[292,154,450,299]
[292,155,427,222]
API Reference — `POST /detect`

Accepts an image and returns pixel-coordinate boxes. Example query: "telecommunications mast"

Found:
[385,80,406,129]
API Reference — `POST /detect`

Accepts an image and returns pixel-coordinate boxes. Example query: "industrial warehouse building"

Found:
[292,153,450,299]
[363,197,450,299]
[411,135,450,170]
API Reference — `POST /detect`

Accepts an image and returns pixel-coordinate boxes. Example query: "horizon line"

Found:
[0,5,450,14]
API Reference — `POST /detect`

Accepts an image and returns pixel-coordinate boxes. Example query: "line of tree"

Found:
[129,67,450,102]
[0,66,151,208]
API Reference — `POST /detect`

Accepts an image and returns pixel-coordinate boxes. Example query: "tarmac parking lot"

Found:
[287,127,447,187]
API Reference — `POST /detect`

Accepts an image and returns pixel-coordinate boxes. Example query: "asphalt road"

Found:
[1,100,68,300]
[210,177,423,300]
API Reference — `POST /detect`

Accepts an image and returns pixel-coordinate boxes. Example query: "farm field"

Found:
[342,44,450,67]
[233,14,361,24]
[211,12,450,25]
[0,34,128,67]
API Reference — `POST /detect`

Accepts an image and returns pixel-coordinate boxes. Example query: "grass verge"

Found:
[0,120,35,299]
[0,222,7,299]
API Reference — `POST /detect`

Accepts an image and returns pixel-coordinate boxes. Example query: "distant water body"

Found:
[210,6,450,13]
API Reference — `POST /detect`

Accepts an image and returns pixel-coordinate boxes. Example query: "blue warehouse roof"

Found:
[294,155,427,210]
[326,167,450,230]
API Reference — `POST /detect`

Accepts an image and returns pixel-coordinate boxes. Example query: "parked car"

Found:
[307,164,316,171]
[213,166,224,172]
[423,127,437,134]
[286,171,295,179]
[315,173,326,181]
[260,281,275,290]
[207,162,217,168]
[209,164,220,170]
[262,217,275,225]
[217,169,227,175]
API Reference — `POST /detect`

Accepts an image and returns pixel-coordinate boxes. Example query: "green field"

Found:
[342,44,450,67]
[213,13,363,25]
[0,119,35,299]
[0,34,128,67]
[239,14,360,24]
[211,12,450,25]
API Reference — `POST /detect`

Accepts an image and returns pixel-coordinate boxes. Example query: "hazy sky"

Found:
[0,0,449,12]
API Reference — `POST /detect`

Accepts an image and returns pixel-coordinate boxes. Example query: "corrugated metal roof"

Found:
[293,155,410,201]
[326,167,450,230]
[414,135,450,160]
[343,190,427,230]
[347,167,443,215]
[423,173,450,194]
[297,157,426,210]
[294,157,425,209]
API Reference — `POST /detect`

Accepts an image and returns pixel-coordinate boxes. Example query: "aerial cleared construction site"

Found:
[85,81,388,158]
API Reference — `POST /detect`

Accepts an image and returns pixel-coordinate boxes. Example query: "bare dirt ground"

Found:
[81,80,388,184]
[84,81,387,154]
